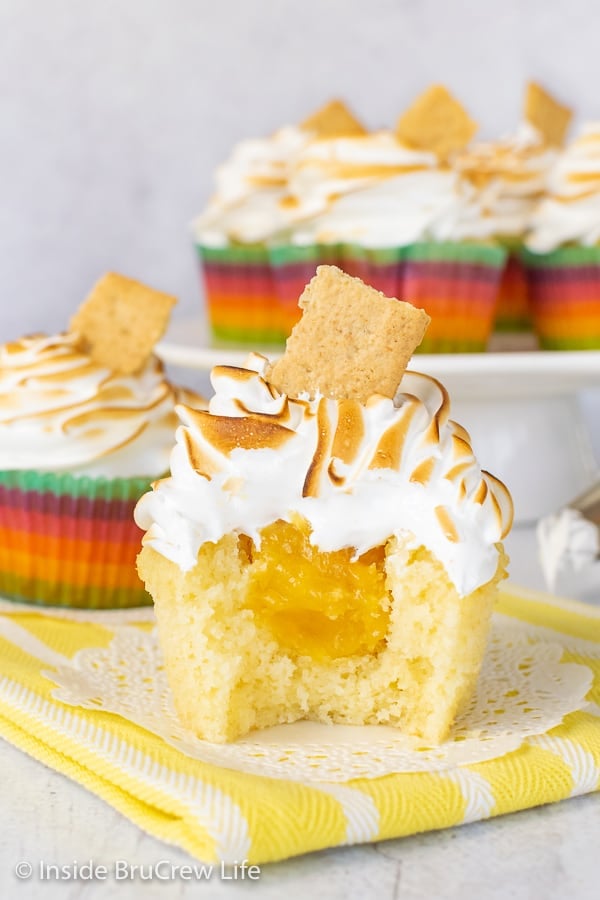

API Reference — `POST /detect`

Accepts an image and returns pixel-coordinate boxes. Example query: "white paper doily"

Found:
[44,614,593,783]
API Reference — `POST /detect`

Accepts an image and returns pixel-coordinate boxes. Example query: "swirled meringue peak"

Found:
[0,332,195,478]
[454,123,557,239]
[527,123,600,251]
[136,353,513,596]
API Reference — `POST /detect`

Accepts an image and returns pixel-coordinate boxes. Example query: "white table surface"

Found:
[0,526,598,899]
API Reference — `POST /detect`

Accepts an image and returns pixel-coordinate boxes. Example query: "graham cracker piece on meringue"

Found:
[396,85,477,159]
[267,266,430,403]
[70,273,176,375]
[525,82,572,147]
[301,99,367,138]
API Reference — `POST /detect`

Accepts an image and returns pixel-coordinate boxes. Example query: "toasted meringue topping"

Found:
[435,505,460,543]
[193,125,502,247]
[454,123,557,238]
[135,355,512,595]
[0,332,198,477]
[527,122,600,251]
[330,399,365,465]
[410,456,437,485]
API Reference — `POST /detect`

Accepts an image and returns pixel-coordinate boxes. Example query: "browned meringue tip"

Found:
[481,470,514,539]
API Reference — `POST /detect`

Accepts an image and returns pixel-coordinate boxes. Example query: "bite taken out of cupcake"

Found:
[0,273,206,608]
[136,266,513,745]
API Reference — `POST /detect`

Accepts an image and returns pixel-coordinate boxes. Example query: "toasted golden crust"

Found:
[396,84,477,159]
[525,81,572,147]
[69,273,176,375]
[301,99,367,138]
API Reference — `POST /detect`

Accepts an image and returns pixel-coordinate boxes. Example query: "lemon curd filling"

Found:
[242,519,391,661]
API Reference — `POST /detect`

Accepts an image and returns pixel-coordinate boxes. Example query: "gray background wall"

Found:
[0,0,597,335]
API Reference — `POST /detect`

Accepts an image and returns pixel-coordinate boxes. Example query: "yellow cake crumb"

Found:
[138,524,507,744]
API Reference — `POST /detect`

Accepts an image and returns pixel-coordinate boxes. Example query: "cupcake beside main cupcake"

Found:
[195,99,368,345]
[194,88,508,353]
[136,267,512,744]
[456,82,571,337]
[0,273,205,608]
[524,122,600,349]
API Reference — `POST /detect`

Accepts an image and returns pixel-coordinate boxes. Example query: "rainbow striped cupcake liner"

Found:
[402,242,507,352]
[198,244,285,345]
[494,253,532,333]
[0,470,153,608]
[196,241,507,352]
[521,246,600,350]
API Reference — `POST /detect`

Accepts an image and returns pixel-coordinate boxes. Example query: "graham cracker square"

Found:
[396,85,477,158]
[70,273,176,374]
[301,99,367,138]
[525,82,572,147]
[267,266,430,403]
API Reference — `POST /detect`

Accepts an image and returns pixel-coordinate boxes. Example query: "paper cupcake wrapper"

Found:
[197,240,507,353]
[267,243,341,336]
[402,242,507,352]
[317,244,406,296]
[0,470,153,609]
[495,253,532,332]
[521,245,600,350]
[197,243,286,345]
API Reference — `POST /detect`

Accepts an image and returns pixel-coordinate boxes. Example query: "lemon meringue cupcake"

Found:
[524,123,600,349]
[136,267,512,743]
[455,123,557,335]
[194,89,509,353]
[0,274,204,608]
[195,99,367,345]
[455,83,571,337]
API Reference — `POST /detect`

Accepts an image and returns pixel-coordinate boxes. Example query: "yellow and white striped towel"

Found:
[0,585,598,865]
